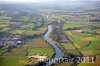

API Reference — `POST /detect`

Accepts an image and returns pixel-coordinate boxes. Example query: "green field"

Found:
[0,56,29,66]
[0,22,9,28]
[21,23,34,29]
[10,23,47,36]
[62,22,100,66]
[28,48,54,58]
[79,40,100,51]
[0,38,54,66]
[10,29,26,34]
[27,38,54,58]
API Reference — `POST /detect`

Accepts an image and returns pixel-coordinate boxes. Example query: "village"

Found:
[0,35,25,46]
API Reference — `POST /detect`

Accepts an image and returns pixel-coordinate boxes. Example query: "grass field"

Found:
[3,45,27,56]
[21,23,34,29]
[0,22,9,28]
[0,38,53,57]
[62,43,80,56]
[62,43,75,49]
[27,38,54,58]
[10,29,26,34]
[62,22,100,66]
[0,56,29,66]
[14,16,30,22]
[0,16,12,20]
[78,63,97,66]
[23,27,47,36]
[79,40,100,51]
[10,25,47,36]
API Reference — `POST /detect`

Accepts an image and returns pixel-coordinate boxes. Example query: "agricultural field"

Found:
[0,12,52,65]
[0,23,9,28]
[0,56,29,66]
[0,38,54,66]
[10,26,47,36]
[27,38,54,58]
[21,23,35,29]
[0,1,100,66]
[62,43,80,56]
[62,22,100,66]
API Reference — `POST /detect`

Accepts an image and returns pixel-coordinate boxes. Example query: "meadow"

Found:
[27,38,54,58]
[10,23,47,36]
[62,22,100,66]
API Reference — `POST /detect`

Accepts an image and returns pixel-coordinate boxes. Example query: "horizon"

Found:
[0,0,100,4]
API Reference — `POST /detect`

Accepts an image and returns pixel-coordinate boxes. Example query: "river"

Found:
[44,25,63,65]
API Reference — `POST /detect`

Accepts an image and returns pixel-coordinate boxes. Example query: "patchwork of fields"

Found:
[0,1,100,66]
[62,22,100,66]
[0,38,54,66]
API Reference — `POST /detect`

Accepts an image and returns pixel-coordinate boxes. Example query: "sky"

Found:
[0,0,99,3]
[0,0,50,3]
[0,0,47,3]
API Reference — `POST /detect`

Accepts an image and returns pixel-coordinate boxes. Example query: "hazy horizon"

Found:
[0,0,100,4]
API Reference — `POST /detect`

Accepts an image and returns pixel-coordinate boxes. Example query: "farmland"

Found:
[0,56,29,66]
[0,38,54,66]
[27,38,54,58]
[0,12,52,65]
[62,22,100,66]
[0,1,100,66]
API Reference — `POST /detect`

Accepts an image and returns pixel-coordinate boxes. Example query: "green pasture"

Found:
[79,40,100,51]
[0,56,29,66]
[28,48,54,58]
[21,23,34,29]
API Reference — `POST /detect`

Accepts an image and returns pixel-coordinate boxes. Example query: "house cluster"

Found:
[0,35,25,46]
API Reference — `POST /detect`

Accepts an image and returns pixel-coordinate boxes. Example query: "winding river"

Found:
[44,25,63,65]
